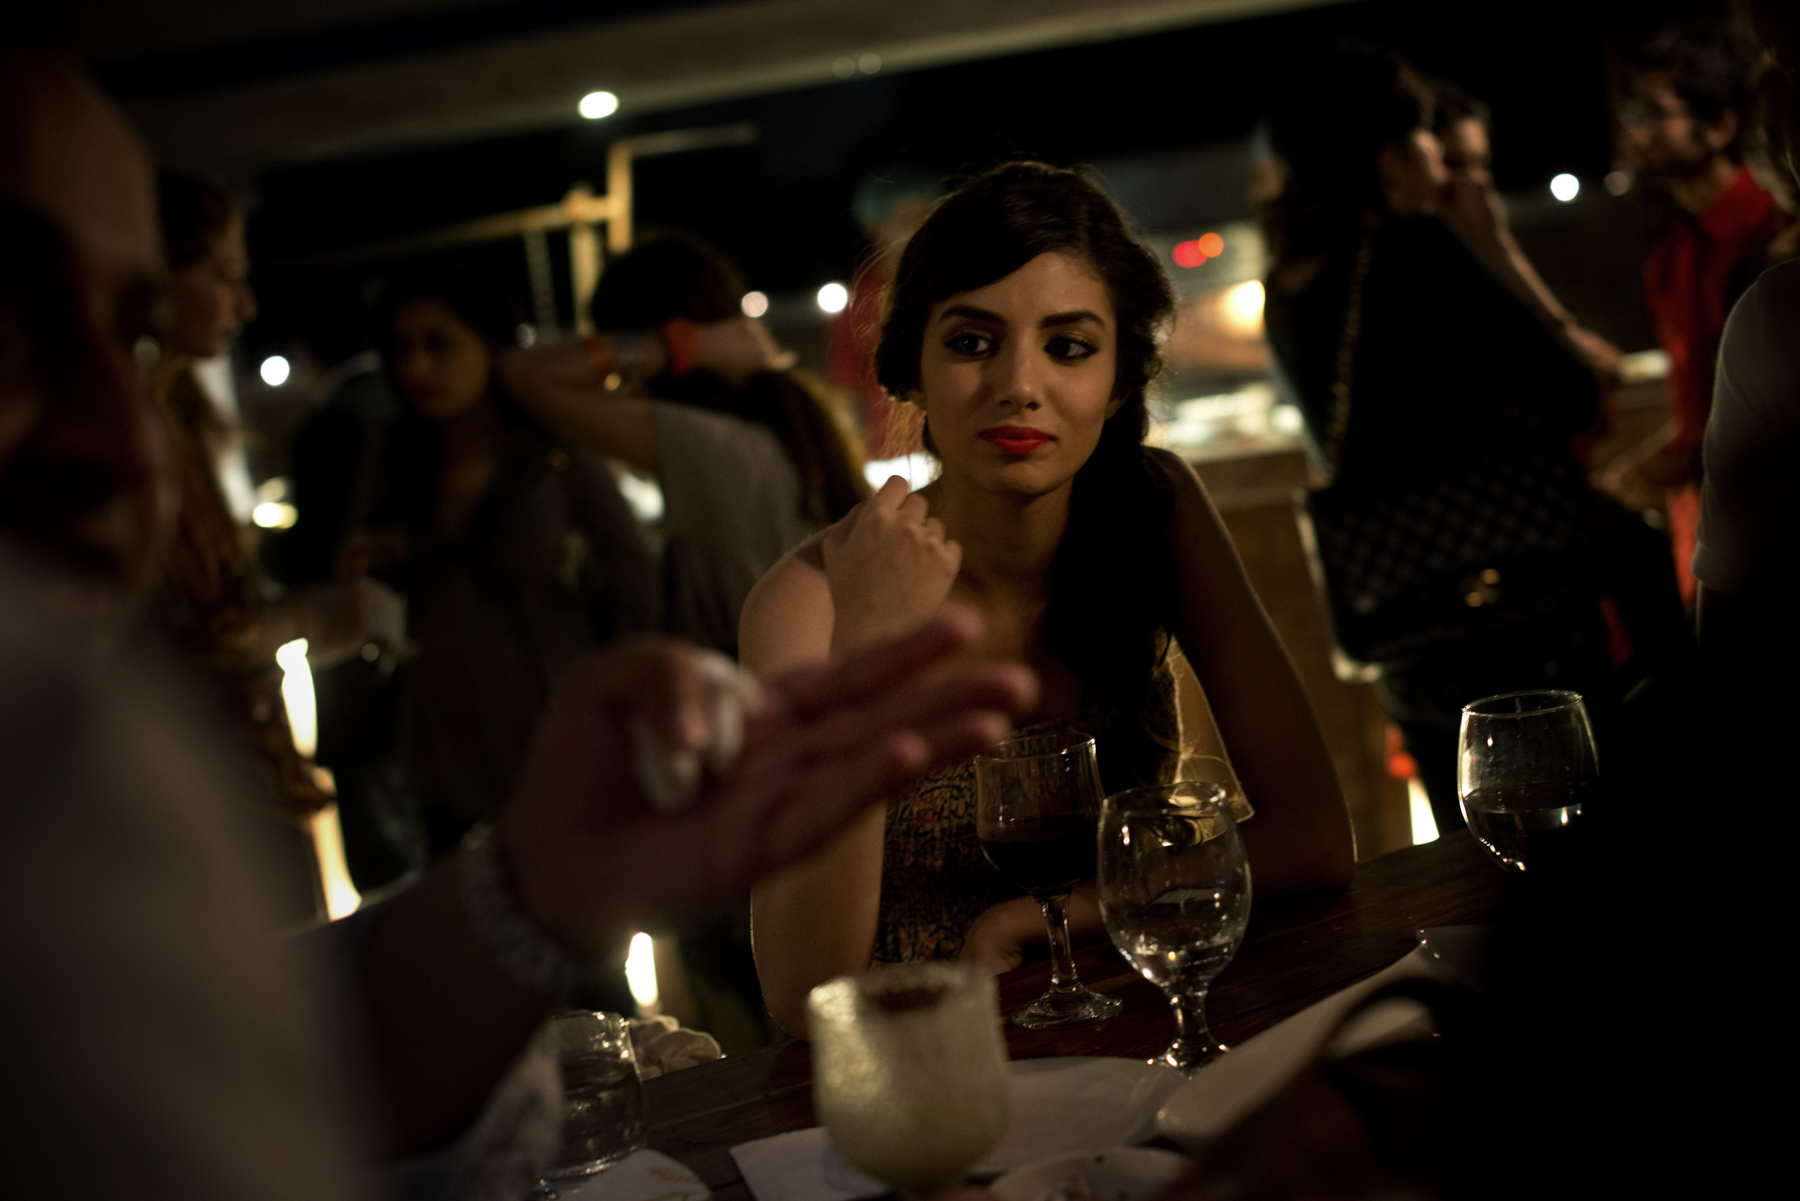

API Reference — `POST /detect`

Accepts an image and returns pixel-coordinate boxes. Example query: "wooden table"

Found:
[645,832,1511,1199]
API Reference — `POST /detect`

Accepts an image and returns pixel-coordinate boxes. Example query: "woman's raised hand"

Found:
[821,476,962,655]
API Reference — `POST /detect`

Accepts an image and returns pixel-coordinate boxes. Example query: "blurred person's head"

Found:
[1747,0,1800,205]
[156,170,254,360]
[852,166,941,262]
[1432,78,1495,191]
[1620,17,1759,180]
[0,44,169,590]
[374,263,520,424]
[592,233,868,524]
[1263,44,1443,265]
[872,160,1178,773]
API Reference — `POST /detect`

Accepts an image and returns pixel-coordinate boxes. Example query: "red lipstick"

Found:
[979,425,1055,455]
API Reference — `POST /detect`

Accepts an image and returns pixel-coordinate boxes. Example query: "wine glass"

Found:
[1458,690,1599,874]
[1098,782,1252,1074]
[974,732,1123,1029]
[808,962,1012,1200]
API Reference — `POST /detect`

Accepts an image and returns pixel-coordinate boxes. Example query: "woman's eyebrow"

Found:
[936,303,1003,325]
[1040,309,1106,329]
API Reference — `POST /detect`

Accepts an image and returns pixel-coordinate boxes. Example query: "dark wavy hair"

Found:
[1627,15,1761,150]
[156,169,237,271]
[370,261,527,527]
[1262,44,1433,268]
[876,160,1178,789]
[590,232,868,524]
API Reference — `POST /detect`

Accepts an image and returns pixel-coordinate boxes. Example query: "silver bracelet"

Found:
[457,824,587,997]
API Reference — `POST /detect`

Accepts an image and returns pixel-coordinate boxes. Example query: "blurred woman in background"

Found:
[354,263,657,854]
[1260,46,1685,832]
[151,171,365,853]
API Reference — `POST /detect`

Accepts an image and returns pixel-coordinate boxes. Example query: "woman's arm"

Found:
[742,480,969,1034]
[1156,449,1356,894]
[741,543,884,1035]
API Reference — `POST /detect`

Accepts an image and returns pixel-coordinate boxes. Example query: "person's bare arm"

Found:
[497,340,661,474]
[1157,449,1355,894]
[1438,176,1622,384]
[743,479,966,1034]
[358,616,1034,1152]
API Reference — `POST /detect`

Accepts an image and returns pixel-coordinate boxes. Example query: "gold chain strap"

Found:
[1324,235,1376,482]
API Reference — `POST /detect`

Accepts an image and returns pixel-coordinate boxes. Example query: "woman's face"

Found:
[165,217,256,359]
[1378,127,1449,216]
[389,299,495,421]
[915,250,1121,498]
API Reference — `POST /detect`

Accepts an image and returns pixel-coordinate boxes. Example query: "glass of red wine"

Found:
[974,732,1122,1029]
[1458,690,1599,874]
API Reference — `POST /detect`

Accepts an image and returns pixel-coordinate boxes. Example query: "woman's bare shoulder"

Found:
[739,528,836,672]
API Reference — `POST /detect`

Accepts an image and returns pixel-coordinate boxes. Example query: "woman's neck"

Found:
[928,470,1072,597]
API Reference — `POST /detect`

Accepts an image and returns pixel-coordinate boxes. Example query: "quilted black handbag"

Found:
[1303,237,1609,666]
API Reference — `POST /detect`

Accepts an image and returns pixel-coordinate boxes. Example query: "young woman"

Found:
[357,264,658,851]
[151,170,363,829]
[1260,46,1685,831]
[742,161,1356,1035]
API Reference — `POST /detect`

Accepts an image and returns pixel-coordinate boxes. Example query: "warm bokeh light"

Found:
[1173,240,1206,268]
[579,90,619,119]
[277,638,316,759]
[252,501,298,529]
[1196,231,1226,258]
[741,290,770,318]
[259,355,290,386]
[626,932,660,1012]
[1550,173,1580,202]
[817,281,849,313]
[1218,279,1266,339]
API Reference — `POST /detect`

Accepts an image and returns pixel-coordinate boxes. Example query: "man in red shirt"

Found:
[1607,18,1792,602]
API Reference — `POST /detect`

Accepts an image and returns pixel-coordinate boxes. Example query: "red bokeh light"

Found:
[1172,240,1206,268]
[1197,231,1226,258]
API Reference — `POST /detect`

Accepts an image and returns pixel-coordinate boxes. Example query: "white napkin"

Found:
[728,1058,1180,1201]
[730,1128,886,1201]
[1155,941,1459,1147]
[557,1150,711,1201]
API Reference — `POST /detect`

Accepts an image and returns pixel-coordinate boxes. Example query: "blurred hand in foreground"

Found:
[498,609,1036,956]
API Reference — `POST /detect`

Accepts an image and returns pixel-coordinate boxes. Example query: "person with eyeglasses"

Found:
[1600,15,1794,604]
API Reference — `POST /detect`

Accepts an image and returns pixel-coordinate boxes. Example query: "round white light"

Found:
[578,90,619,120]
[1550,173,1580,202]
[741,290,770,318]
[831,56,857,79]
[859,52,883,75]
[816,282,849,314]
[259,355,290,386]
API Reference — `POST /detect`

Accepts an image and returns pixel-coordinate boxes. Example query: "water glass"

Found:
[808,962,1012,1199]
[1458,690,1599,874]
[1098,782,1252,1074]
[974,732,1122,1029]
[542,1010,648,1181]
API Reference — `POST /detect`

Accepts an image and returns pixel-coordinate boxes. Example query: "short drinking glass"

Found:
[1458,690,1599,874]
[541,1010,648,1181]
[1099,782,1252,1074]
[808,962,1012,1200]
[975,732,1123,1028]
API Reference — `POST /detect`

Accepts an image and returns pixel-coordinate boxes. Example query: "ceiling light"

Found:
[816,282,849,314]
[579,91,619,120]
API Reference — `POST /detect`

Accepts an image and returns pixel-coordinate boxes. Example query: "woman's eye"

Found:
[1045,335,1098,362]
[945,332,994,357]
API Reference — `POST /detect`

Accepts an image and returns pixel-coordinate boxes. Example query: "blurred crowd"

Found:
[2,1,1795,1199]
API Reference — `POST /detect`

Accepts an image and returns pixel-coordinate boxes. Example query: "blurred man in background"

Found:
[1605,15,1791,602]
